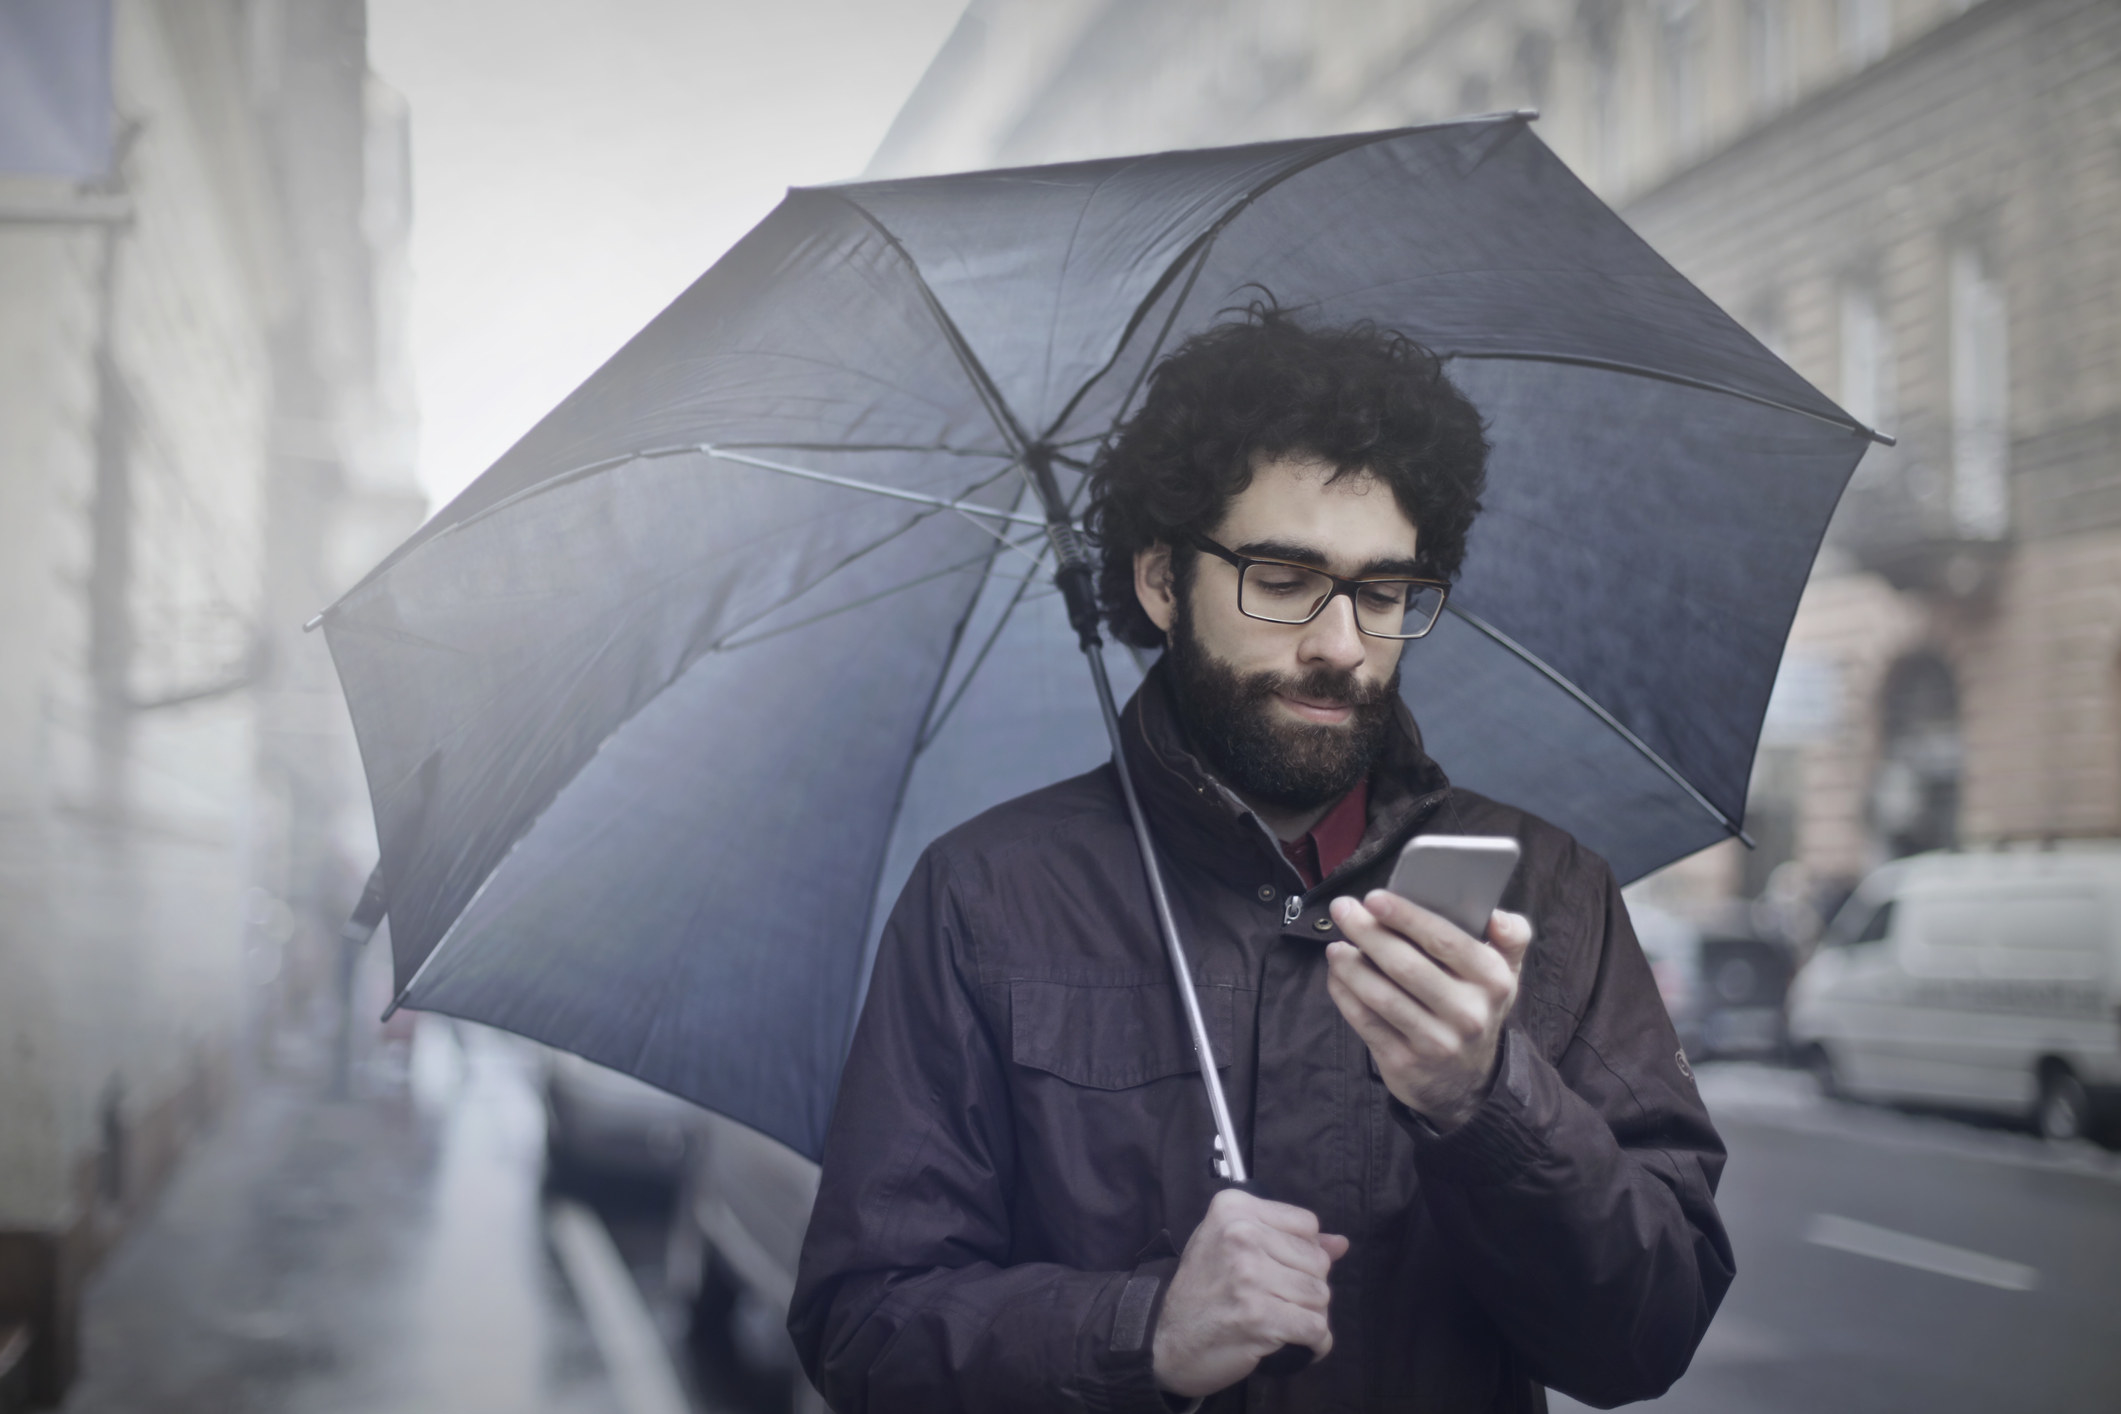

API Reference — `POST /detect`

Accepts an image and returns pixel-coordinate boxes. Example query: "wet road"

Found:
[1553,1066,2121,1414]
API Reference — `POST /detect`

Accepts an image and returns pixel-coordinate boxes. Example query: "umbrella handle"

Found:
[1022,458,1312,1380]
[1228,1177,1321,1377]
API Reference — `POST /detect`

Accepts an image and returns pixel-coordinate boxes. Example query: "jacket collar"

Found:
[1117,657,1452,897]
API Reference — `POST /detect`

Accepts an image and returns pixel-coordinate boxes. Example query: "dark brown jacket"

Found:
[791,666,1732,1412]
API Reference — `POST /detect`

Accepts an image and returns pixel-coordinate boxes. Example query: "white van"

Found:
[1787,842,2121,1141]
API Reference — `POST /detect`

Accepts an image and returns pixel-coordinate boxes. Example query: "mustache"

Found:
[1240,663,1400,712]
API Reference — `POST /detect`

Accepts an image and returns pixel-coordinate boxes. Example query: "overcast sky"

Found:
[369,0,968,509]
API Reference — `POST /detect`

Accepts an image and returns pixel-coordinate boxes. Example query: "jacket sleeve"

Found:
[1403,843,1735,1409]
[788,848,1178,1414]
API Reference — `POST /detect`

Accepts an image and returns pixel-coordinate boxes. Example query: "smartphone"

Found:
[1385,835,1522,939]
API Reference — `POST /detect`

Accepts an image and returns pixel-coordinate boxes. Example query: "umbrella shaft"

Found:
[1078,641,1249,1187]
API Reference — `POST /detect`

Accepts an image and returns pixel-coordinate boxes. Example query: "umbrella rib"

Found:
[386,502,980,1017]
[699,446,1046,525]
[1443,350,1894,445]
[1443,603,1756,846]
[328,442,1038,626]
[370,451,1033,814]
[715,535,1046,653]
[711,440,1014,459]
[825,192,1038,461]
[1039,125,1432,444]
[914,539,1054,754]
[842,484,1034,1055]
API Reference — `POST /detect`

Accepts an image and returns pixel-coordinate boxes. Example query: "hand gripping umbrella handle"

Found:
[1023,458,1316,1378]
[1073,627,1319,1380]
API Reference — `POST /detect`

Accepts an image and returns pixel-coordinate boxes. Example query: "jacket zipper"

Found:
[1283,894,1302,926]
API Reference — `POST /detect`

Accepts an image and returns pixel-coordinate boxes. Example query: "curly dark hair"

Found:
[1085,305,1489,650]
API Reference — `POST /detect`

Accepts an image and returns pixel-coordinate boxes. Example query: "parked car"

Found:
[538,1047,699,1187]
[1633,903,1707,1059]
[667,1112,826,1414]
[1787,842,2121,1141]
[1632,904,1795,1061]
[1694,929,1795,1058]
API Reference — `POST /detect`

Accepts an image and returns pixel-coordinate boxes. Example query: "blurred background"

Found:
[1,1,2116,1411]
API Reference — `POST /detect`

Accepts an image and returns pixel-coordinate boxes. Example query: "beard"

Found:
[1162,598,1401,813]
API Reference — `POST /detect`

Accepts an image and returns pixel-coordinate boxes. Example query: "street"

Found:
[1554,1066,2121,1414]
[56,1026,2121,1414]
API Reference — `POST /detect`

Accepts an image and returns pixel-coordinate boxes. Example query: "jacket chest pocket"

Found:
[1008,978,1235,1089]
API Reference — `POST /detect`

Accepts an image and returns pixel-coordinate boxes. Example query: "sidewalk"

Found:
[59,1021,622,1414]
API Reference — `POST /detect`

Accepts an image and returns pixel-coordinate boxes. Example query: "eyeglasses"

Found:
[1185,532,1449,640]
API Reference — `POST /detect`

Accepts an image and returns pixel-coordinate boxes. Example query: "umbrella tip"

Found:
[302,612,324,633]
[1513,108,1540,122]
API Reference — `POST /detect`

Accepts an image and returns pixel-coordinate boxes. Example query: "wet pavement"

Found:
[62,1021,637,1414]
[58,1026,2121,1413]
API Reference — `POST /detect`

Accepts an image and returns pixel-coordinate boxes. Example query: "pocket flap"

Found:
[1009,978,1234,1090]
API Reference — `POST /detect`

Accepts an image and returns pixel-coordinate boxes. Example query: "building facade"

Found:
[0,2,419,1404]
[871,0,2121,920]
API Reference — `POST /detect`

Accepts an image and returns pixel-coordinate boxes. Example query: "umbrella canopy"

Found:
[322,116,1876,1160]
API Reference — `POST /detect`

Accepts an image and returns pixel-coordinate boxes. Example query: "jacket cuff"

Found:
[1092,1255,1186,1414]
[1394,1027,1550,1185]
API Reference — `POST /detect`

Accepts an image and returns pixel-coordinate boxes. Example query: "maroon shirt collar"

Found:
[1277,777,1370,890]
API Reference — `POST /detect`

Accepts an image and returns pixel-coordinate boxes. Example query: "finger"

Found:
[1228,1193,1324,1242]
[1326,960,1462,1073]
[1208,1186,1306,1234]
[1326,938,1481,1045]
[1328,901,1476,1017]
[1318,1232,1350,1261]
[1236,1219,1335,1280]
[1325,959,1429,1069]
[1257,1294,1334,1361]
[1324,961,1410,1055]
[1248,1256,1334,1313]
[1486,910,1533,971]
[1359,891,1514,991]
[1334,895,1508,1005]
[1327,982,1430,1092]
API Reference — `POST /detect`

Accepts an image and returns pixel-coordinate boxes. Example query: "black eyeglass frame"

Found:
[1183,531,1450,640]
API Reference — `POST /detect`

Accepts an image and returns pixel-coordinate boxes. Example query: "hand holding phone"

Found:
[1330,835,1529,1130]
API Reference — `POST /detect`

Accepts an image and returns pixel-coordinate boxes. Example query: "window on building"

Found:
[1872,653,1960,858]
[1841,0,1891,67]
[1661,0,1704,156]
[1514,29,1555,111]
[1949,246,2010,539]
[1746,0,1790,109]
[1577,0,1625,184]
[1839,282,1896,436]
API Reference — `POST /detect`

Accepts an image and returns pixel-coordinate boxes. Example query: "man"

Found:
[790,310,1733,1412]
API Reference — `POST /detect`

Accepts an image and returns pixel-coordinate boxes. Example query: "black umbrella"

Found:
[319,116,1878,1168]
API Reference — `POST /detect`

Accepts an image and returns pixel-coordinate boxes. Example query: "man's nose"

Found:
[1297,592,1368,673]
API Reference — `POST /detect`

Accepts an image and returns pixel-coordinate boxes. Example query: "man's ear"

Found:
[1134,542,1177,635]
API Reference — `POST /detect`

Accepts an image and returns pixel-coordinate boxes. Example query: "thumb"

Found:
[1486,910,1533,972]
[1317,1232,1351,1262]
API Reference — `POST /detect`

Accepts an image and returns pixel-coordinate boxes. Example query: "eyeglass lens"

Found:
[1238,562,1444,637]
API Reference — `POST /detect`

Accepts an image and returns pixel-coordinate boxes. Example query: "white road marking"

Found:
[1803,1213,2038,1291]
[550,1200,693,1414]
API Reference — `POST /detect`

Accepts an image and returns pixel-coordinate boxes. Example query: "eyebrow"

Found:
[1233,537,1425,579]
